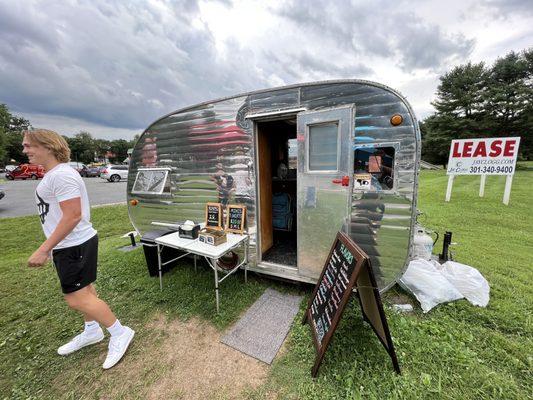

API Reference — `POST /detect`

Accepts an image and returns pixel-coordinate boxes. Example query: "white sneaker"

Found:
[57,328,105,355]
[102,326,135,369]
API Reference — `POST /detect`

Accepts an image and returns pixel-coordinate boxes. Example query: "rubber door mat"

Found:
[221,288,303,364]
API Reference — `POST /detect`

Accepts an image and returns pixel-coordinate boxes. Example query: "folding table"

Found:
[154,232,249,312]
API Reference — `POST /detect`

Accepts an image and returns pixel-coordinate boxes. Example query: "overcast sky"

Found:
[0,0,531,140]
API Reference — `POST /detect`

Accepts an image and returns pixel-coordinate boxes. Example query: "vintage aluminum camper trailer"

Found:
[128,80,421,292]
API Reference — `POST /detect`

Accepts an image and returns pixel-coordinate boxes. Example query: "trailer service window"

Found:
[132,169,171,195]
[354,147,395,190]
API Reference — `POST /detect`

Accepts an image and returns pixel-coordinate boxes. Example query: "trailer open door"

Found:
[297,105,355,279]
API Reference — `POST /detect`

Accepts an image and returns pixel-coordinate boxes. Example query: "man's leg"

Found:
[80,284,106,323]
[63,285,134,369]
[64,285,116,327]
[56,285,108,356]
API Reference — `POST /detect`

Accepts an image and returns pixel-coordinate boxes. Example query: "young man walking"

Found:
[24,129,134,369]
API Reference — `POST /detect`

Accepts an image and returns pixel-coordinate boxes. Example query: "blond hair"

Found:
[24,129,71,163]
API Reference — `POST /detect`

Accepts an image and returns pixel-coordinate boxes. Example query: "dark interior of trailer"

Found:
[256,119,297,267]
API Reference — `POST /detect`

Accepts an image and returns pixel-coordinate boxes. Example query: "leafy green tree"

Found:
[5,131,27,164]
[66,131,97,164]
[0,104,31,164]
[0,128,6,164]
[109,139,130,163]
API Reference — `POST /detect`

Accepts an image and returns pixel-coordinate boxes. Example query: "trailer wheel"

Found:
[110,174,121,182]
[6,175,13,180]
[30,174,38,180]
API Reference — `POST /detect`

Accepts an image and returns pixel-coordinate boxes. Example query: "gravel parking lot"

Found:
[0,176,127,218]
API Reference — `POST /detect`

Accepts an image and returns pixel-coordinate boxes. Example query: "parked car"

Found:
[2,164,17,176]
[5,164,45,180]
[79,165,102,177]
[100,165,129,182]
[68,161,87,173]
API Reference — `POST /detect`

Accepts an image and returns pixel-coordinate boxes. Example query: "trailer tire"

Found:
[30,174,38,180]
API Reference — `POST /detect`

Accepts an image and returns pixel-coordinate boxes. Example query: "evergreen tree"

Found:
[422,48,532,164]
[423,62,488,165]
[484,51,530,138]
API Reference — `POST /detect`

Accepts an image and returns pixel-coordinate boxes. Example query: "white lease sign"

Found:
[445,137,521,205]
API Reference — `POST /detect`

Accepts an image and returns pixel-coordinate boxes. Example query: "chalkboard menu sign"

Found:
[205,203,223,230]
[309,234,358,347]
[226,205,246,234]
[303,232,400,377]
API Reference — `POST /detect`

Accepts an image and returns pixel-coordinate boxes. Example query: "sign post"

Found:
[446,137,520,205]
[479,175,487,197]
[503,175,513,205]
[445,175,455,202]
[302,232,400,377]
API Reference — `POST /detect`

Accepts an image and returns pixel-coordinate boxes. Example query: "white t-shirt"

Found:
[35,163,97,249]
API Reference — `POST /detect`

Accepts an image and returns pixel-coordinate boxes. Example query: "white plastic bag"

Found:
[438,261,490,307]
[399,259,463,313]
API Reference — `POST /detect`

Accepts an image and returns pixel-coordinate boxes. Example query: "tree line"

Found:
[0,105,139,166]
[421,48,532,166]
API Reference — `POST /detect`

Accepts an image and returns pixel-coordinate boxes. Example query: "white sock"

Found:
[84,320,100,334]
[107,319,126,337]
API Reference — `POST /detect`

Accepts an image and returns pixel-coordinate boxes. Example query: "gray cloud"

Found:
[0,0,307,133]
[265,50,373,81]
[0,0,221,130]
[274,0,474,71]
[484,0,533,17]
[398,23,474,70]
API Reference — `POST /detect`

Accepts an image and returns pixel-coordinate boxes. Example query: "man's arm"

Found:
[27,197,82,267]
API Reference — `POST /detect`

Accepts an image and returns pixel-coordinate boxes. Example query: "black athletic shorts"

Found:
[52,234,98,294]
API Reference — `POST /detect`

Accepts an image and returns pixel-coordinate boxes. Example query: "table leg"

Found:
[157,244,163,291]
[213,257,220,313]
[244,238,248,284]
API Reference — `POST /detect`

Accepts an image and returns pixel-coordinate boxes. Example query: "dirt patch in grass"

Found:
[99,313,270,399]
[384,290,414,307]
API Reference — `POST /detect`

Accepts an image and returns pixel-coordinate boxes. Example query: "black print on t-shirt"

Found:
[36,191,49,224]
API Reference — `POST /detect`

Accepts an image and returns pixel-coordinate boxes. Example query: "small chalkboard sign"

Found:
[205,203,223,230]
[303,231,400,377]
[226,205,246,234]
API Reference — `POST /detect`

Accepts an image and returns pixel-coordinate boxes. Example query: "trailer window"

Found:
[132,169,171,195]
[354,146,395,190]
[308,123,339,171]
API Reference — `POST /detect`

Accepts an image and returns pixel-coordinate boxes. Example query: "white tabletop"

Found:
[155,231,248,258]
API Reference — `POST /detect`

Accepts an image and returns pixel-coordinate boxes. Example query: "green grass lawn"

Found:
[1,171,532,399]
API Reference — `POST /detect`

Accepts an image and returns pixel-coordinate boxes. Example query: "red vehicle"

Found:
[5,164,45,180]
